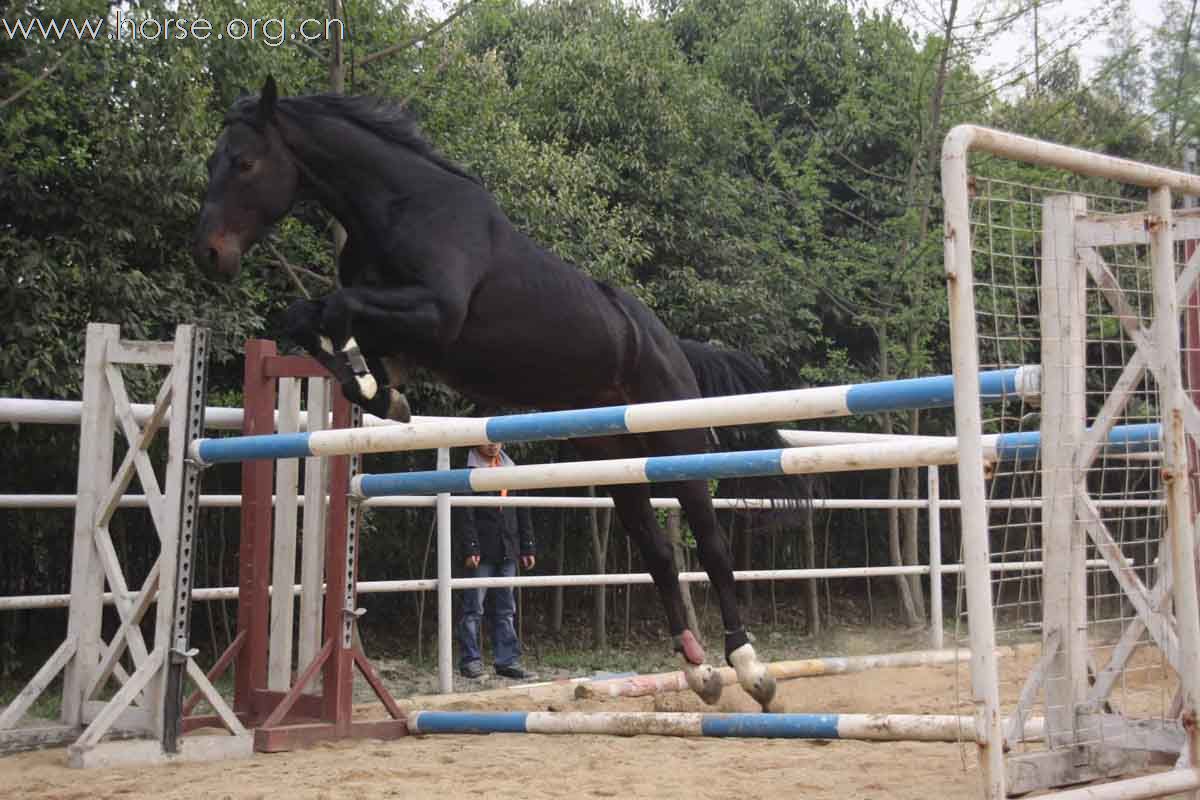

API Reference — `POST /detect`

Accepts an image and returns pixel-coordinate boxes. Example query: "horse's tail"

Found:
[677,338,773,400]
[677,338,816,521]
[677,338,779,449]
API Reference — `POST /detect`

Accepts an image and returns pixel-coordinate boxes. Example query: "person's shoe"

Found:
[494,664,536,680]
[460,661,484,679]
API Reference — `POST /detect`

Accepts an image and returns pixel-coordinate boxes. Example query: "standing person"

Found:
[455,442,537,680]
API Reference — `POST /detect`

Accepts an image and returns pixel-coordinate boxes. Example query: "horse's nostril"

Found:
[206,247,219,266]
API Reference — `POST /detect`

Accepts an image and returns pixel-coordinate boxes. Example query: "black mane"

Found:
[227,92,482,186]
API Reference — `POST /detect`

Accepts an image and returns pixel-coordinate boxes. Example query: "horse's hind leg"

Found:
[672,475,776,710]
[606,484,724,705]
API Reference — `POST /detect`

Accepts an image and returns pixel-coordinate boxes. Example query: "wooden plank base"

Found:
[1007,746,1157,796]
[67,733,254,769]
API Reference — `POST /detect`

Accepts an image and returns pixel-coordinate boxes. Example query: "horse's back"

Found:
[436,219,699,411]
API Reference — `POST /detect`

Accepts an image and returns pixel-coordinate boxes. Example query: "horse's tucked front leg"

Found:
[280,297,411,422]
[336,335,378,403]
[334,336,411,422]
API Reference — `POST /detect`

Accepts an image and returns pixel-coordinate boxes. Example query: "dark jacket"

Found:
[454,487,536,563]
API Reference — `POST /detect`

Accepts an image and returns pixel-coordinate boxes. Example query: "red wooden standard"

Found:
[183,339,407,747]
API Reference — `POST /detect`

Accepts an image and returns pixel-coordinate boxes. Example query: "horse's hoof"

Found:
[682,662,724,706]
[729,643,776,710]
[746,670,776,711]
[387,389,411,422]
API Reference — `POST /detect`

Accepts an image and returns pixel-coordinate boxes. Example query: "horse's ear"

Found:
[258,76,279,123]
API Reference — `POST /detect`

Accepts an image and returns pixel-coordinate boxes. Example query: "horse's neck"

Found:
[281,114,448,236]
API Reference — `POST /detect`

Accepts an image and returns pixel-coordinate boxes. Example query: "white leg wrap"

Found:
[319,336,335,355]
[341,337,377,399]
[355,373,378,399]
[729,643,775,708]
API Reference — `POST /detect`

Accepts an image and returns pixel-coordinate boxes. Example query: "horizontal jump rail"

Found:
[350,425,1159,498]
[351,440,959,497]
[576,649,970,700]
[779,423,1161,460]
[0,397,455,430]
[189,367,1040,465]
[0,494,1164,511]
[0,560,1114,611]
[407,710,1046,743]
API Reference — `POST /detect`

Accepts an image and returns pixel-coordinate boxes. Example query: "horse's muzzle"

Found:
[192,228,243,278]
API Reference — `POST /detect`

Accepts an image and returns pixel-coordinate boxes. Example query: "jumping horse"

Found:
[192,77,778,709]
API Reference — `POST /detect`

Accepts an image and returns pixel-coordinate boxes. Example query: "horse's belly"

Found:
[435,342,626,410]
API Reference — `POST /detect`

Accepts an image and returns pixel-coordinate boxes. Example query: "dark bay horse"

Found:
[192,77,777,709]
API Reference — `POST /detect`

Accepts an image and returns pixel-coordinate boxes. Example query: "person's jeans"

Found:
[458,559,521,669]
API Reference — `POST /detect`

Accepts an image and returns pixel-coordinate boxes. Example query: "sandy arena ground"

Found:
[0,645,1181,799]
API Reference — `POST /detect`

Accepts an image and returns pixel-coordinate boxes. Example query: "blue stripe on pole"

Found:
[845,369,1017,415]
[195,432,313,464]
[700,713,841,738]
[411,711,529,734]
[643,450,784,483]
[1105,423,1161,451]
[357,449,791,497]
[410,711,844,738]
[992,431,1040,460]
[485,406,630,443]
[356,469,474,497]
[977,369,1019,398]
[993,423,1162,461]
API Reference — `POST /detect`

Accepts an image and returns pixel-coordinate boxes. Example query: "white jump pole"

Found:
[0,397,455,430]
[407,710,1045,743]
[575,649,971,700]
[190,369,1039,465]
[349,427,1159,498]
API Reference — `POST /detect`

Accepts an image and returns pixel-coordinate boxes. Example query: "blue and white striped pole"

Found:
[190,367,1039,465]
[990,422,1160,460]
[350,423,1159,499]
[406,710,1040,742]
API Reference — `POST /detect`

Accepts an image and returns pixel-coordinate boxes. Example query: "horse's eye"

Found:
[238,159,254,174]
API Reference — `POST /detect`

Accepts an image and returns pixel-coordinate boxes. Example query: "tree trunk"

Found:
[551,506,566,634]
[879,325,920,627]
[769,523,778,628]
[803,501,820,637]
[666,510,702,635]
[888,466,920,626]
[1169,0,1199,149]
[624,536,632,645]
[587,487,612,651]
[329,0,347,276]
[735,510,753,611]
[902,462,926,620]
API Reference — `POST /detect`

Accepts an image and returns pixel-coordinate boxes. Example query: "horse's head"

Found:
[192,76,299,278]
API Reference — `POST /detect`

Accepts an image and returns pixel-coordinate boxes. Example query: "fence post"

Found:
[437,447,453,693]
